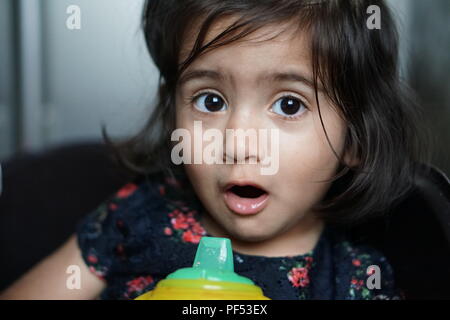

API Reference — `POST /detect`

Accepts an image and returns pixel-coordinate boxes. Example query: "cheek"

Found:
[277,112,346,186]
[274,132,339,212]
[280,134,341,172]
[184,163,216,197]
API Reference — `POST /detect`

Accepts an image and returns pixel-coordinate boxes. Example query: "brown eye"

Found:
[193,92,227,113]
[271,95,307,119]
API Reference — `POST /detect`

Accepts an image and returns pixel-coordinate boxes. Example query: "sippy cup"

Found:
[135,236,270,300]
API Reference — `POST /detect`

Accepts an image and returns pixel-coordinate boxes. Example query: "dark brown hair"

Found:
[105,0,431,224]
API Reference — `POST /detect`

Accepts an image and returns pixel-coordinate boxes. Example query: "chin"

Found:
[226,225,275,243]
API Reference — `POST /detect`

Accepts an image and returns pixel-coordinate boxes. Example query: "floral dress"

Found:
[76,170,403,300]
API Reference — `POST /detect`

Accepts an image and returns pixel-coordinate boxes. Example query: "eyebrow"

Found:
[178,69,225,87]
[177,68,322,91]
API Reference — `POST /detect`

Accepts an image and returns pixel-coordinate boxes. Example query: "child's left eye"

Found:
[191,92,228,113]
[270,95,308,119]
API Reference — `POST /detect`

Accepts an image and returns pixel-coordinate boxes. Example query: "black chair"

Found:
[0,142,135,291]
[348,163,450,299]
[0,142,449,299]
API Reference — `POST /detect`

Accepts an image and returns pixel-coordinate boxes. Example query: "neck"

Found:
[200,212,325,258]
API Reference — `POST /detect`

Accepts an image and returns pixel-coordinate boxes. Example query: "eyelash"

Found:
[187,90,310,120]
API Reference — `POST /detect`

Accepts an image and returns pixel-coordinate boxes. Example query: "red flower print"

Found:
[182,230,203,244]
[87,254,98,264]
[191,222,206,235]
[167,208,206,243]
[351,278,364,290]
[288,267,310,288]
[126,276,154,294]
[159,185,165,196]
[116,183,138,199]
[109,203,118,211]
[367,266,375,275]
[169,209,182,218]
[185,214,196,225]
[171,215,190,230]
[352,259,361,267]
[89,266,106,280]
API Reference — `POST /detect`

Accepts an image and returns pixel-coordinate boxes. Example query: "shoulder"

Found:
[75,171,210,299]
[76,175,164,238]
[329,229,403,300]
[75,173,169,280]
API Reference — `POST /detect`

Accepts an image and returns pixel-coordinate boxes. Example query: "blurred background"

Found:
[0,0,157,161]
[0,0,449,171]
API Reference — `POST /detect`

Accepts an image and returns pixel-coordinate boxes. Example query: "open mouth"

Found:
[227,185,267,198]
[223,183,269,215]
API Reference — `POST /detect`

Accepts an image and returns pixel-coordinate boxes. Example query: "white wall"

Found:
[21,0,159,151]
[386,0,412,79]
[0,0,14,159]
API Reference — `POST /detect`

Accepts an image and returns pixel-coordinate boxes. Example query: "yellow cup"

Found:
[135,279,269,300]
[135,237,270,300]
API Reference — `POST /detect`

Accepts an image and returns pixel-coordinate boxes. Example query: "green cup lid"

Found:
[166,237,254,284]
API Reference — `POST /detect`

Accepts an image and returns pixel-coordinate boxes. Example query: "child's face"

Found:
[175,17,349,243]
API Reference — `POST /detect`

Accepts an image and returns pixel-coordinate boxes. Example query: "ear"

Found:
[343,143,360,168]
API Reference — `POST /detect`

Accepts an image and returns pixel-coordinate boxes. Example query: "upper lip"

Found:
[222,180,268,193]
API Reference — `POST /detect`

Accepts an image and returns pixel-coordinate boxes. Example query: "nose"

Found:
[222,107,261,165]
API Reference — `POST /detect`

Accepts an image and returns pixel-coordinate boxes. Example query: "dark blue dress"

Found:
[76,171,402,300]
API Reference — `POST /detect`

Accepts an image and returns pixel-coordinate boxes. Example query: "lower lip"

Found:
[223,190,269,215]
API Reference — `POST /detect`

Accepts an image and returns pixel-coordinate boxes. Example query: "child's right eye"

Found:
[191,91,228,113]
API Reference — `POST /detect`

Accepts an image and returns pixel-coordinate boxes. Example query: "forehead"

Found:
[179,16,311,76]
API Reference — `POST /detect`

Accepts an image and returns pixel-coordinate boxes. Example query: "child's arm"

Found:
[0,234,105,300]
